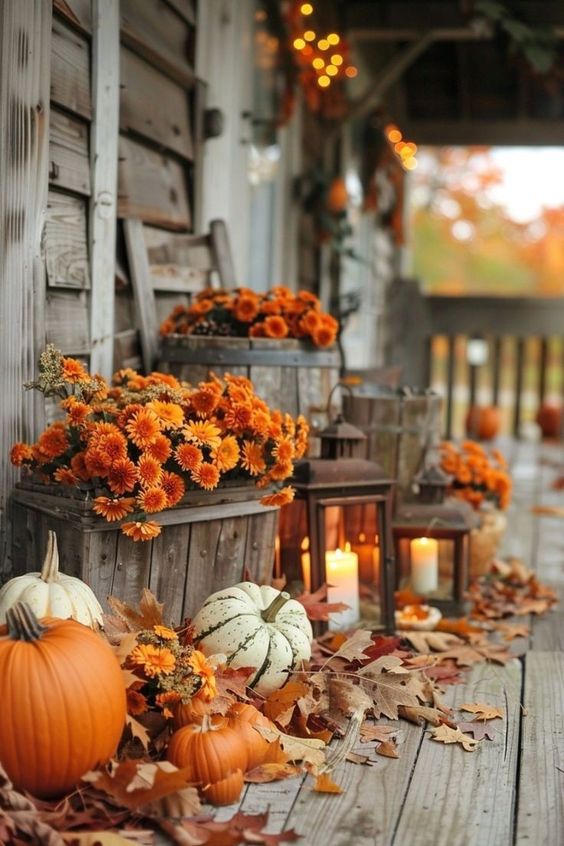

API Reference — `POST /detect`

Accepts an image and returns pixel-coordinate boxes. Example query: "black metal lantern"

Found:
[286,411,397,633]
[392,499,478,616]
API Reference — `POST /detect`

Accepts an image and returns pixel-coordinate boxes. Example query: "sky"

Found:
[488,147,564,223]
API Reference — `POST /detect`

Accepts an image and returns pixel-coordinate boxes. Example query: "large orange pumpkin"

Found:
[0,602,126,799]
[465,405,500,441]
[536,404,561,439]
[167,714,247,805]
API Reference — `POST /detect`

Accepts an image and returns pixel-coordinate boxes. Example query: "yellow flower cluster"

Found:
[10,347,309,540]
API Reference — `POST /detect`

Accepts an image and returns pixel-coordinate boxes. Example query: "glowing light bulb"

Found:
[300,2,314,14]
[345,66,358,78]
[331,54,343,66]
[293,37,306,50]
[304,29,316,41]
[318,74,331,87]
[386,126,402,143]
[312,57,325,70]
[404,158,418,170]
[318,38,329,50]
[326,64,338,76]
[327,33,340,45]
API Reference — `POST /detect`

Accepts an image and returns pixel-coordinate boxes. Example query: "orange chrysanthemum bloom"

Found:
[190,299,214,316]
[107,457,137,494]
[225,374,254,391]
[251,409,271,438]
[184,420,222,449]
[191,462,220,491]
[319,313,339,330]
[84,448,112,478]
[264,315,289,339]
[240,441,266,476]
[144,433,172,464]
[117,404,144,429]
[260,300,282,316]
[249,321,267,338]
[272,437,295,464]
[175,442,203,472]
[188,650,217,701]
[269,461,293,481]
[62,398,91,426]
[260,486,296,507]
[136,454,163,488]
[191,387,220,418]
[155,690,182,718]
[211,435,240,472]
[97,432,128,463]
[126,408,161,448]
[234,295,260,323]
[10,443,33,466]
[70,451,90,481]
[61,357,87,383]
[147,400,184,430]
[127,689,149,716]
[88,421,121,446]
[92,496,135,522]
[271,285,293,300]
[160,471,185,506]
[121,520,162,542]
[223,403,253,433]
[130,643,176,677]
[226,383,251,406]
[148,370,181,389]
[160,318,175,336]
[297,289,320,306]
[53,467,78,486]
[138,486,168,513]
[37,423,69,460]
[154,625,177,640]
[312,325,337,348]
[299,309,322,335]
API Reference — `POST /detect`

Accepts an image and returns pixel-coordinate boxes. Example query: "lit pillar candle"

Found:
[301,537,311,593]
[372,536,380,584]
[410,537,439,594]
[326,543,359,630]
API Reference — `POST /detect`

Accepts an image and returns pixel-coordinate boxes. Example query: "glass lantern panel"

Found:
[398,537,455,601]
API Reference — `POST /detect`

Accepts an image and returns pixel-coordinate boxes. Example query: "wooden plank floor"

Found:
[156,441,564,845]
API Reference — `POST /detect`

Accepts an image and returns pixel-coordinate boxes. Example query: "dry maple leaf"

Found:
[83,760,199,814]
[263,681,310,727]
[106,590,165,632]
[436,617,484,639]
[459,702,504,721]
[255,726,326,769]
[358,657,425,720]
[457,721,497,741]
[312,773,344,794]
[295,584,349,620]
[376,740,399,759]
[324,629,374,664]
[402,631,463,654]
[428,724,479,752]
[398,705,454,727]
[359,723,400,744]
[0,765,65,846]
[244,763,302,783]
[493,622,530,641]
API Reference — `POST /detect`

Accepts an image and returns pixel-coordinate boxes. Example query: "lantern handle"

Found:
[326,381,354,420]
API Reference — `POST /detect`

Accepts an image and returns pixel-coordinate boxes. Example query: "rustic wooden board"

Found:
[83,530,119,606]
[244,510,279,585]
[110,532,152,606]
[515,651,564,844]
[45,289,90,354]
[120,47,193,160]
[118,136,191,230]
[241,774,308,836]
[161,337,250,385]
[53,0,92,35]
[51,17,91,118]
[45,190,90,289]
[393,661,522,846]
[49,108,91,195]
[149,524,191,626]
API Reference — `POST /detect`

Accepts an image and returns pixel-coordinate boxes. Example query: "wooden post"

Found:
[0,0,52,576]
[89,0,119,377]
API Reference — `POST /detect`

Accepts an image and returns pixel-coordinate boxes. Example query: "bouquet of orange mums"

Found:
[159,285,339,349]
[440,440,512,511]
[10,346,309,541]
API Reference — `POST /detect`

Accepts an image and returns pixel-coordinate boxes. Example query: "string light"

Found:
[326,65,338,76]
[345,66,358,78]
[327,33,340,45]
[293,37,306,50]
[384,119,418,170]
[318,74,331,87]
[300,2,314,14]
[304,29,316,41]
[318,38,330,50]
[312,57,325,70]
[331,54,343,66]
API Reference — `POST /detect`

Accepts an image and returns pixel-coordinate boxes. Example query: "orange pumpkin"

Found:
[536,404,561,439]
[172,694,210,730]
[466,405,500,441]
[227,703,273,770]
[0,602,126,799]
[326,177,348,213]
[167,714,247,805]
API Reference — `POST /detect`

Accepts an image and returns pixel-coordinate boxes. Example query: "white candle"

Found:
[410,537,439,594]
[301,536,311,593]
[326,544,359,630]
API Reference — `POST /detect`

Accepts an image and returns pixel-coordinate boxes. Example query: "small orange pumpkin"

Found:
[536,404,561,439]
[326,177,348,213]
[227,703,273,770]
[167,715,247,805]
[0,602,126,799]
[172,694,210,730]
[466,405,500,441]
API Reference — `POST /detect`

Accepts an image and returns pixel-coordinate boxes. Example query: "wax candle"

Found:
[353,532,374,582]
[301,537,311,593]
[410,537,439,594]
[274,535,281,579]
[372,536,380,584]
[326,543,359,630]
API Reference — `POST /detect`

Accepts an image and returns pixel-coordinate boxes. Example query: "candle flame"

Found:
[301,536,309,551]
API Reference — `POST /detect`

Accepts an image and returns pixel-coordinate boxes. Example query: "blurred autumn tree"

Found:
[410,146,564,297]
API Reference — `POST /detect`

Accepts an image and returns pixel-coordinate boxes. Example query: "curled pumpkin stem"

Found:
[262,591,291,623]
[6,602,48,642]
[40,530,60,583]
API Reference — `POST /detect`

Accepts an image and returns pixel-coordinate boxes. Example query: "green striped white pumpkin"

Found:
[192,582,313,696]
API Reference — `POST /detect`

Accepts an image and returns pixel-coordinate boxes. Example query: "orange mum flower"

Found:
[272,285,293,300]
[63,398,91,426]
[234,294,260,323]
[251,410,271,438]
[126,689,149,716]
[155,690,182,719]
[269,461,293,481]
[261,300,282,316]
[223,403,253,433]
[97,432,128,463]
[160,318,175,336]
[117,404,143,429]
[211,435,240,472]
[272,437,295,464]
[184,420,222,449]
[250,321,267,338]
[121,520,162,542]
[37,424,69,460]
[138,486,168,513]
[136,454,163,488]
[84,448,111,478]
[191,462,220,490]
[297,290,320,306]
[126,408,161,448]
[144,433,172,464]
[299,310,322,335]
[160,471,185,506]
[147,400,184,430]
[61,357,87,383]
[70,451,90,481]
[154,625,177,640]
[10,443,33,466]
[107,457,137,494]
[130,643,176,677]
[175,442,203,472]
[240,441,266,476]
[260,486,296,507]
[92,496,135,522]
[188,650,217,701]
[312,325,337,348]
[191,387,220,418]
[264,315,289,339]
[53,467,78,486]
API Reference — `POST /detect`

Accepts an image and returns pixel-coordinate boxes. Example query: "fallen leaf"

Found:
[423,661,464,685]
[494,622,530,641]
[125,715,151,750]
[312,773,344,794]
[264,681,310,727]
[83,761,199,813]
[436,618,484,638]
[402,631,463,654]
[376,740,399,759]
[429,724,479,752]
[359,723,399,744]
[61,834,138,845]
[295,584,349,620]
[457,721,497,741]
[255,726,326,769]
[531,504,564,518]
[0,765,64,846]
[358,657,425,720]
[394,588,424,608]
[325,629,374,663]
[459,702,504,721]
[345,751,372,765]
[244,763,302,783]
[398,705,452,727]
[106,590,165,631]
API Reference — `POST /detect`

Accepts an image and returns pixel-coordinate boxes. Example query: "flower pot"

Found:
[469,508,507,578]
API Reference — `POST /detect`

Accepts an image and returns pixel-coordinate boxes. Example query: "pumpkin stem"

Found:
[262,591,291,623]
[40,531,60,583]
[6,602,48,641]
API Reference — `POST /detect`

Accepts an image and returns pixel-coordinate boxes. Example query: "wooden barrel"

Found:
[158,336,341,436]
[10,482,278,623]
[343,387,442,508]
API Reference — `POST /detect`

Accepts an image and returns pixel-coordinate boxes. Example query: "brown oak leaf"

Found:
[244,763,302,783]
[358,656,425,719]
[428,724,479,752]
[457,721,497,741]
[324,629,374,664]
[398,705,454,727]
[255,726,326,769]
[106,589,165,631]
[359,723,400,744]
[402,631,463,654]
[313,773,344,793]
[295,585,349,620]
[264,681,310,727]
[82,760,200,813]
[376,740,399,759]
[459,702,504,721]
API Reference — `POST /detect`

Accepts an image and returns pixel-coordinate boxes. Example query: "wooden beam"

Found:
[124,218,158,373]
[0,0,52,573]
[350,26,564,42]
[400,119,564,146]
[89,0,119,377]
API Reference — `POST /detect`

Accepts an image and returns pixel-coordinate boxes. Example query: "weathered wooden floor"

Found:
[160,441,564,846]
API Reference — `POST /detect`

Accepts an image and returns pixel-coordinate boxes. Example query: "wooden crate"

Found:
[343,388,442,509]
[10,482,278,624]
[159,336,341,437]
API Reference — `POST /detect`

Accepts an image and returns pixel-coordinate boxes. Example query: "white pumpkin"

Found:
[193,582,313,696]
[0,531,103,628]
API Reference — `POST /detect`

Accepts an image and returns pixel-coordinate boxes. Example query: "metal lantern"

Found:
[413,465,452,505]
[392,499,478,616]
[288,411,397,633]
